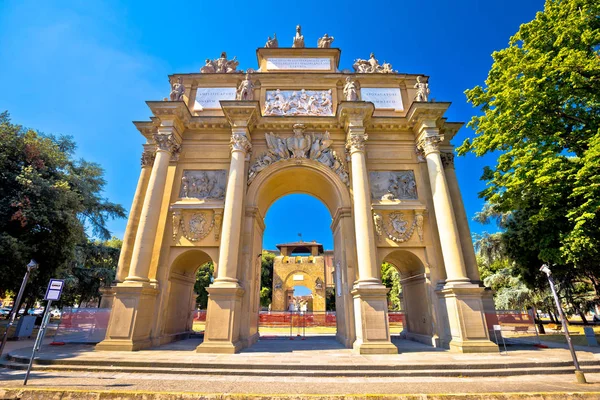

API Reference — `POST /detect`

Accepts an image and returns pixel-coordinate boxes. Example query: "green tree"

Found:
[0,112,125,308]
[194,262,214,309]
[60,237,122,307]
[459,0,600,294]
[381,262,402,311]
[260,251,275,307]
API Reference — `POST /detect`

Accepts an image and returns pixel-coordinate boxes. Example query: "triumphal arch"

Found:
[97,27,497,354]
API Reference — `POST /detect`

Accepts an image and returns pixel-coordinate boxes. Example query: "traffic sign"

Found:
[44,279,64,301]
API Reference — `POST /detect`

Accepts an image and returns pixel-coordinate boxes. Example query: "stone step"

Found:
[7,353,600,372]
[3,360,600,378]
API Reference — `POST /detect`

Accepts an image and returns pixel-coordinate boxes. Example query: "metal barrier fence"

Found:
[51,308,110,344]
[485,310,541,345]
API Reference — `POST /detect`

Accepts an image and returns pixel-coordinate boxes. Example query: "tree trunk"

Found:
[549,310,557,323]
[579,309,589,325]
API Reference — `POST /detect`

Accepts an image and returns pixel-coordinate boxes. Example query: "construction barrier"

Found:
[52,308,110,344]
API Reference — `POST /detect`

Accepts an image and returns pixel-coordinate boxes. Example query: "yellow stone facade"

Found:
[96,40,497,355]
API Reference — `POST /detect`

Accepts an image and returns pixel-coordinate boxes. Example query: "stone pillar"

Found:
[414,118,497,353]
[97,127,181,352]
[115,150,154,282]
[418,133,469,283]
[197,101,259,354]
[126,132,180,282]
[440,152,481,282]
[338,102,397,355]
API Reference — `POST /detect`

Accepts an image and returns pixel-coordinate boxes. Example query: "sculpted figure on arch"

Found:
[169,76,185,101]
[317,33,334,48]
[343,77,360,101]
[236,73,254,100]
[292,25,305,48]
[265,33,278,48]
[414,76,430,102]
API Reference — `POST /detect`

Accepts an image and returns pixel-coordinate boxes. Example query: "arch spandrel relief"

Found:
[171,208,223,244]
[248,124,349,186]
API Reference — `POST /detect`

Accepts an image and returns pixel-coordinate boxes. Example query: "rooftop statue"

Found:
[169,76,185,101]
[200,52,240,73]
[236,73,254,101]
[317,33,334,48]
[292,25,305,48]
[353,53,395,74]
[265,33,279,48]
[414,76,430,102]
[343,77,360,101]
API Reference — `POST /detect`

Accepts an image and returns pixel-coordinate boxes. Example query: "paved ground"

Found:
[3,336,600,396]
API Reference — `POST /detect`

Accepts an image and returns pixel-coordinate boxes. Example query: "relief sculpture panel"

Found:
[263,89,333,116]
[179,170,227,200]
[369,171,417,201]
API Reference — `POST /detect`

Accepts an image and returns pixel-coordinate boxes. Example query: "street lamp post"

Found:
[0,259,39,358]
[540,264,587,384]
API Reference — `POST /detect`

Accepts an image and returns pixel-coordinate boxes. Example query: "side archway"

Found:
[383,249,435,345]
[162,249,214,342]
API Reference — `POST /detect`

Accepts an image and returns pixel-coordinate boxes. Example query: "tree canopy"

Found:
[459,0,600,289]
[0,112,125,305]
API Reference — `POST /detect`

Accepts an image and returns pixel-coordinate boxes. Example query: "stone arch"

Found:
[240,158,357,347]
[382,248,434,345]
[162,249,214,342]
[278,269,325,312]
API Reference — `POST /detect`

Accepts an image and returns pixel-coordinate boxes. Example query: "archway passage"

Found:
[383,250,435,347]
[259,193,337,341]
[162,250,214,343]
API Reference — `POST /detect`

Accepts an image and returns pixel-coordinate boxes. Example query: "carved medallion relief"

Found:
[373,210,425,243]
[179,170,227,200]
[263,89,333,116]
[369,171,417,201]
[171,209,223,243]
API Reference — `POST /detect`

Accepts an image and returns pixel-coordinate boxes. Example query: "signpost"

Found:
[23,279,64,385]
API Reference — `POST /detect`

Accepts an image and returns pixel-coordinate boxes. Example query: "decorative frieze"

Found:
[263,89,333,116]
[440,152,455,169]
[248,124,349,186]
[140,151,155,167]
[179,170,227,200]
[230,133,252,153]
[369,171,418,201]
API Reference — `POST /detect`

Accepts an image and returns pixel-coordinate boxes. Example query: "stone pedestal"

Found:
[437,283,498,353]
[196,286,244,354]
[96,283,159,351]
[352,286,398,354]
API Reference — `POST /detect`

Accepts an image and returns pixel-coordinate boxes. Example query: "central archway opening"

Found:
[259,193,336,339]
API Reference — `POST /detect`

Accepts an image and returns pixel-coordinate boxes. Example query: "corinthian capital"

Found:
[141,151,155,167]
[153,133,180,153]
[230,132,252,153]
[417,135,443,156]
[346,133,368,153]
[440,152,455,169]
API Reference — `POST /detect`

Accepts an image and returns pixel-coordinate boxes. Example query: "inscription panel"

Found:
[266,57,331,71]
[194,87,237,110]
[361,88,404,111]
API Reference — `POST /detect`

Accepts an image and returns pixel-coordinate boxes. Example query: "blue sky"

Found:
[0,0,545,251]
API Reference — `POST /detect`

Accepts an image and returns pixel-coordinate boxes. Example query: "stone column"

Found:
[197,101,259,354]
[338,102,397,355]
[418,133,469,284]
[212,130,252,287]
[126,132,180,282]
[414,117,497,353]
[440,152,481,282]
[115,150,154,282]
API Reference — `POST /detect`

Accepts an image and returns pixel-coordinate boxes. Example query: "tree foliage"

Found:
[381,262,402,310]
[0,112,125,306]
[260,251,275,307]
[194,262,214,309]
[459,0,600,289]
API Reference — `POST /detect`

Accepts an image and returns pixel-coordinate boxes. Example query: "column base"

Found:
[196,285,244,354]
[437,283,498,353]
[96,283,159,352]
[351,285,398,355]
